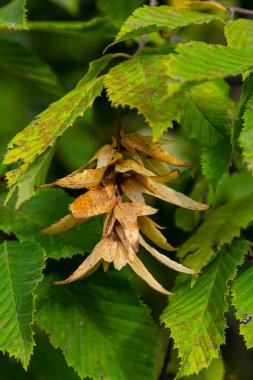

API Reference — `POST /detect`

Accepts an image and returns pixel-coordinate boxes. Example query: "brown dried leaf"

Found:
[41,214,87,235]
[138,216,176,251]
[69,184,117,218]
[54,239,108,284]
[102,238,118,263]
[115,159,154,177]
[139,235,197,275]
[152,170,180,183]
[102,210,116,237]
[122,134,189,167]
[114,202,157,252]
[129,255,173,296]
[144,158,172,176]
[136,175,209,211]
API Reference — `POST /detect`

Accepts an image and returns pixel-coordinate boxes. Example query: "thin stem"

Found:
[116,107,123,153]
[207,0,253,16]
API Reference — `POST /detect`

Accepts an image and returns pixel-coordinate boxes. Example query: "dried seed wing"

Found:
[87,144,115,167]
[41,167,107,190]
[136,175,209,211]
[129,255,174,296]
[138,216,176,251]
[115,159,154,177]
[54,239,106,284]
[139,235,198,275]
[114,203,157,252]
[152,170,180,183]
[144,158,172,176]
[103,211,116,237]
[102,238,118,263]
[113,241,129,270]
[69,185,117,218]
[103,261,110,272]
[121,178,146,203]
[122,134,189,167]
[41,214,87,234]
[115,225,135,262]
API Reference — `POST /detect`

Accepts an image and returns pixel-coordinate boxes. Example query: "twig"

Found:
[207,0,253,17]
[116,107,123,153]
[136,0,158,52]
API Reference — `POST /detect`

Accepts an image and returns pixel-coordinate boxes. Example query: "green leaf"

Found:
[0,38,61,97]
[239,95,253,172]
[225,19,253,51]
[232,266,253,349]
[167,42,253,95]
[201,137,232,191]
[97,0,144,27]
[181,80,233,146]
[28,18,118,38]
[15,148,55,208]
[105,55,184,139]
[0,0,27,30]
[162,240,247,378]
[181,356,225,380]
[177,194,253,271]
[111,5,224,45]
[36,271,157,380]
[3,75,104,202]
[0,241,45,368]
[50,0,81,15]
[0,188,103,260]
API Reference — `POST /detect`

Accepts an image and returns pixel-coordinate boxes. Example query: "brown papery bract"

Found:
[42,133,207,295]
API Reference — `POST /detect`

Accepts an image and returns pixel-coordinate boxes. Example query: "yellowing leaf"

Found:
[69,184,116,218]
[138,216,176,251]
[171,0,227,13]
[42,214,88,235]
[139,235,197,275]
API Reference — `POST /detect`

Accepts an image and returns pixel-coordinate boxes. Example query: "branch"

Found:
[208,0,253,17]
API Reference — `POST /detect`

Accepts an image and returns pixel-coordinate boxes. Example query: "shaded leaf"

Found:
[36,272,157,380]
[162,240,247,377]
[28,18,118,38]
[112,5,223,45]
[0,188,103,259]
[0,241,45,368]
[97,0,144,26]
[50,0,81,15]
[0,38,61,97]
[201,137,232,191]
[105,56,185,139]
[0,0,27,30]
[178,194,253,271]
[232,266,253,349]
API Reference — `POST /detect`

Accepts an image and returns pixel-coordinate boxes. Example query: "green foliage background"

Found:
[1,0,253,379]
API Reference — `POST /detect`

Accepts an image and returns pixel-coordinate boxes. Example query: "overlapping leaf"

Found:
[225,19,253,51]
[239,96,253,173]
[177,194,253,271]
[232,266,253,349]
[181,80,233,146]
[0,241,45,368]
[112,5,224,45]
[201,137,232,191]
[0,189,102,259]
[36,272,157,380]
[0,0,27,30]
[167,42,253,96]
[162,240,247,378]
[105,55,184,139]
